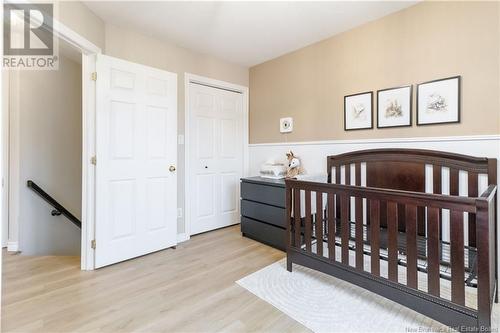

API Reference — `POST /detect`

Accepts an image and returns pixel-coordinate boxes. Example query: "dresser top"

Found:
[241,175,328,187]
[241,176,286,188]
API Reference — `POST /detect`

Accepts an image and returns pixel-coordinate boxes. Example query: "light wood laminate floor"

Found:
[2,226,308,333]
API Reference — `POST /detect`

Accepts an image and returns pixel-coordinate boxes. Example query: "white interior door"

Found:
[189,83,243,235]
[95,54,177,268]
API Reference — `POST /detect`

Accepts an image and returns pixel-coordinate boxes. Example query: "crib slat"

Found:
[355,162,361,186]
[335,166,341,221]
[427,207,440,297]
[354,162,364,270]
[370,200,380,276]
[433,166,442,194]
[305,190,312,253]
[341,194,349,264]
[328,193,335,261]
[449,169,462,302]
[316,192,323,257]
[345,164,351,185]
[433,166,443,242]
[417,206,425,236]
[355,163,363,270]
[468,172,478,247]
[285,186,292,251]
[345,165,351,222]
[387,202,398,282]
[355,196,363,270]
[294,188,301,248]
[450,210,465,305]
[450,168,459,196]
[406,205,418,289]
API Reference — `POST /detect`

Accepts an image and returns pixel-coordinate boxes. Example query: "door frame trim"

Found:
[52,14,101,271]
[184,73,249,240]
[2,70,9,249]
[81,52,99,271]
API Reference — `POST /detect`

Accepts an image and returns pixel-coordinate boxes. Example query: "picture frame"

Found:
[417,76,461,126]
[344,91,373,131]
[377,85,412,128]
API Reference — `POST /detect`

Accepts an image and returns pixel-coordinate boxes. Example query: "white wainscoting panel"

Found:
[249,135,500,176]
[249,135,500,267]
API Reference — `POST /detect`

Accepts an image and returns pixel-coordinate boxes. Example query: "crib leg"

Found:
[287,257,292,272]
[495,279,499,303]
[496,243,499,303]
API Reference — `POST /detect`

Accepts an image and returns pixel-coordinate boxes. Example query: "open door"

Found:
[95,54,177,268]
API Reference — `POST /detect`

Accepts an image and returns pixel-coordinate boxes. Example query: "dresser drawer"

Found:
[241,199,285,228]
[241,217,285,251]
[241,182,285,207]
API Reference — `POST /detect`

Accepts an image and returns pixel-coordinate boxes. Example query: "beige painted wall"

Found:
[15,55,82,255]
[105,24,249,234]
[59,1,105,50]
[249,1,500,143]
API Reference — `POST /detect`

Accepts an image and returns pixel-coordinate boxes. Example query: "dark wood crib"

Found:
[285,149,497,331]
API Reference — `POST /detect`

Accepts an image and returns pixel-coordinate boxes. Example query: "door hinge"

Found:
[91,240,96,249]
[91,72,97,81]
[91,156,97,165]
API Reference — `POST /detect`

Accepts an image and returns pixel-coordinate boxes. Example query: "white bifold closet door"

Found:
[95,54,177,268]
[189,83,244,235]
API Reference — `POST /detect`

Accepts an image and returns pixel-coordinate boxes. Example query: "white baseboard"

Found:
[177,233,190,243]
[7,241,19,252]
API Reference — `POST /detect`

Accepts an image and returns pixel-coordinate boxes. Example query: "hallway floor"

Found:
[2,226,307,332]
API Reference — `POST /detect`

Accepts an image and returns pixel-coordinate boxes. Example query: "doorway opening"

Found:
[3,37,84,257]
[1,10,101,270]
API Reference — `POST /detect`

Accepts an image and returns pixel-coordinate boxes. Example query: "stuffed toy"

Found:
[285,151,304,178]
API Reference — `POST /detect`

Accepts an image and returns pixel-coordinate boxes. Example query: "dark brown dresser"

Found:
[240,177,286,251]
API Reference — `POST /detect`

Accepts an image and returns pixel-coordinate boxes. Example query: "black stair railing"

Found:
[27,180,81,229]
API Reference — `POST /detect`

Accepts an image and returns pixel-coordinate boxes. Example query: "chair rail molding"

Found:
[249,134,500,147]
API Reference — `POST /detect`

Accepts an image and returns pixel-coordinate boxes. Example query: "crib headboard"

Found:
[327,148,497,239]
[327,148,497,191]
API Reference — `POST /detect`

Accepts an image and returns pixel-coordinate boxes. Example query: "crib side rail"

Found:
[285,179,497,330]
[476,184,497,329]
[286,179,479,212]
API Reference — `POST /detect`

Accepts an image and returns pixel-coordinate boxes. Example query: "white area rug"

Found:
[237,259,500,333]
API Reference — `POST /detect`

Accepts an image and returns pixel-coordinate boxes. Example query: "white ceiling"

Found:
[84,1,418,67]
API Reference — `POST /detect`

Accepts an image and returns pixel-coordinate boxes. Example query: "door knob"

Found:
[169,165,176,172]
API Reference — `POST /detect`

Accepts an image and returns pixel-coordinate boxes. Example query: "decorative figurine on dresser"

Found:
[285,150,304,178]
